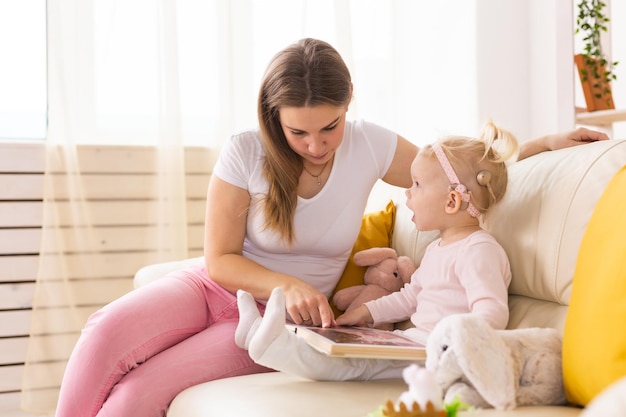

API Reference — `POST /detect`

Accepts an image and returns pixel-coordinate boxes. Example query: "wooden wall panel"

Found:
[0,176,44,200]
[0,256,38,282]
[0,310,31,337]
[1,338,29,365]
[0,282,35,310]
[0,202,43,227]
[0,366,23,393]
[0,229,41,254]
[0,142,214,414]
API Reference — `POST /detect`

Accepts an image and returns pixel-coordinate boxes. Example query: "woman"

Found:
[55,38,608,417]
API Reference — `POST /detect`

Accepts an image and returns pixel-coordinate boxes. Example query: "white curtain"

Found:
[22,0,189,412]
[22,0,478,413]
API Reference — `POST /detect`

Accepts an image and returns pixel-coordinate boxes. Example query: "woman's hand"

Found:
[283,282,336,328]
[335,304,374,327]
[542,127,610,150]
[518,127,610,161]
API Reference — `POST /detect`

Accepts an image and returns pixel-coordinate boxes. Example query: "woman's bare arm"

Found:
[203,176,334,327]
[382,135,419,188]
[518,127,610,161]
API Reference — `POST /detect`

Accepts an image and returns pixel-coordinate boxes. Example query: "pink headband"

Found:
[432,143,480,218]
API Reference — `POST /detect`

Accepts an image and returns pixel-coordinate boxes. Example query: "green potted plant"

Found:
[574,0,618,111]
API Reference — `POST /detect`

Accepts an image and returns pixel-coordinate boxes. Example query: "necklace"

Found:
[302,160,329,186]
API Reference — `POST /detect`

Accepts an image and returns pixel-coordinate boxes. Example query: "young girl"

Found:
[235,120,519,381]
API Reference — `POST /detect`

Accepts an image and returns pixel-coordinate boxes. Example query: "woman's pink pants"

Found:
[54,264,271,417]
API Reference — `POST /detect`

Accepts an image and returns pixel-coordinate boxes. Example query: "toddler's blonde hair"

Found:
[422,120,519,215]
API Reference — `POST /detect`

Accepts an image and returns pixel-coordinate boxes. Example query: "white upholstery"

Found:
[134,139,626,416]
[133,256,204,288]
[168,373,582,417]
[485,140,626,331]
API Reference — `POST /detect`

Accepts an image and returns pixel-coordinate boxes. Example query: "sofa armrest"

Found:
[133,256,204,288]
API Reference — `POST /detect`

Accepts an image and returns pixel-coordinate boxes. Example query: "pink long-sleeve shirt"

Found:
[364,230,511,345]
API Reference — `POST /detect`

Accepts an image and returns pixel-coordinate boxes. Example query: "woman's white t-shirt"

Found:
[212,120,397,297]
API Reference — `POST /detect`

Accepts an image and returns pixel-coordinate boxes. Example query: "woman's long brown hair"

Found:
[257,38,352,243]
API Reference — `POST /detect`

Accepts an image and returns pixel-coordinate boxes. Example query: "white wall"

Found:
[608,0,625,139]
[475,1,530,141]
[474,0,575,142]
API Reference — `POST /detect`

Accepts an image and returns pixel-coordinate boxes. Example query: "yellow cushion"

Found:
[330,200,396,316]
[563,165,626,406]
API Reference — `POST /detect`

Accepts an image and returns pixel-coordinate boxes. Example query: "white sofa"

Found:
[134,139,626,417]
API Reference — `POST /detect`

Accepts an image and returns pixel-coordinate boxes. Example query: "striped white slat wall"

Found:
[0,142,216,415]
[0,142,45,417]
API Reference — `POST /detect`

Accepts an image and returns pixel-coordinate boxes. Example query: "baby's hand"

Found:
[335,305,373,327]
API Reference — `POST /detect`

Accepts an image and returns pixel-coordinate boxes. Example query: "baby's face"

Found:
[404,153,449,231]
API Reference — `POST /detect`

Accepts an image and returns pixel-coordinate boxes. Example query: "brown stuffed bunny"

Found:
[332,247,416,330]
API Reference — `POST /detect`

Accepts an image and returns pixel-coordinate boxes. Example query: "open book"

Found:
[290,325,426,361]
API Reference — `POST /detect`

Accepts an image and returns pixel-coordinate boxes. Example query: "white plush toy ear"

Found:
[449,315,517,410]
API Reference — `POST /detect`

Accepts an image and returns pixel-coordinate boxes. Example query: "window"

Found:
[0,0,47,140]
[0,1,485,146]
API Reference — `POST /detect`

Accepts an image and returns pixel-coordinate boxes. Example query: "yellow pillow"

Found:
[563,165,626,406]
[330,200,396,316]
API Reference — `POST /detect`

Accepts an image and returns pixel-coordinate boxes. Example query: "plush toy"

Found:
[425,314,567,410]
[370,364,466,417]
[332,247,416,330]
[397,364,444,413]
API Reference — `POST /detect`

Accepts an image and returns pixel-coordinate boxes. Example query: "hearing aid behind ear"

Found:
[476,170,492,186]
[476,170,497,202]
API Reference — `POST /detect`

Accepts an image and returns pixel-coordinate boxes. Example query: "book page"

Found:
[304,327,421,347]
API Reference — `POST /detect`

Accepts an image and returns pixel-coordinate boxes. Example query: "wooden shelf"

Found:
[576,108,626,126]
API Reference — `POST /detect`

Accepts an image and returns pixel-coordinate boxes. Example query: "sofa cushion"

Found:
[481,139,626,331]
[563,165,626,406]
[166,372,581,417]
[168,373,406,417]
[133,256,204,288]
